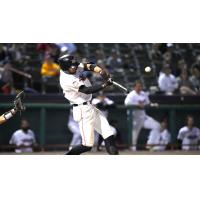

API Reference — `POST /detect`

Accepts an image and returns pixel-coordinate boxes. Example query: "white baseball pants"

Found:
[132,115,160,146]
[73,103,113,147]
[68,123,82,146]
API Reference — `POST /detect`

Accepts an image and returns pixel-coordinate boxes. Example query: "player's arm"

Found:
[0,91,25,125]
[83,63,110,80]
[0,109,17,125]
[177,129,184,150]
[78,80,112,94]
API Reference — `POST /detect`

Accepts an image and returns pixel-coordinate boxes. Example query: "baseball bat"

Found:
[109,79,128,93]
[8,67,32,79]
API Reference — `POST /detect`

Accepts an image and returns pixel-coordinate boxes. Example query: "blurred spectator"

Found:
[146,119,171,151]
[9,119,37,153]
[55,43,77,55]
[0,45,7,64]
[176,70,196,95]
[162,50,172,66]
[191,55,200,72]
[41,54,60,94]
[95,50,106,63]
[175,58,188,76]
[150,43,162,60]
[0,63,14,94]
[122,54,135,70]
[158,66,178,95]
[37,43,60,61]
[190,67,200,93]
[177,115,200,151]
[106,49,123,72]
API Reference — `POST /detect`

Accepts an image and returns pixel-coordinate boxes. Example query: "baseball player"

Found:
[58,55,118,155]
[124,80,160,151]
[9,119,37,153]
[146,119,171,151]
[177,115,200,150]
[0,91,25,125]
[68,109,82,148]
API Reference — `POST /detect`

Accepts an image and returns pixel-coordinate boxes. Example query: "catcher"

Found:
[0,91,26,125]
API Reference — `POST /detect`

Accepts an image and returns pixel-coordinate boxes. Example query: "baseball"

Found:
[145,66,151,73]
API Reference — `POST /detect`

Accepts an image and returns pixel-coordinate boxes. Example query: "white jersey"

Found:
[177,126,200,150]
[59,63,92,104]
[124,90,150,120]
[9,129,36,153]
[158,73,178,93]
[92,97,114,118]
[147,129,171,151]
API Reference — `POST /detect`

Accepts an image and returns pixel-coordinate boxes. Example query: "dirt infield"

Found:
[0,150,200,155]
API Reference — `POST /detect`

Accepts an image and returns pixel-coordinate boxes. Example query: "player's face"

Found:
[21,120,30,132]
[187,117,194,127]
[68,66,78,74]
[134,83,142,92]
[160,121,167,131]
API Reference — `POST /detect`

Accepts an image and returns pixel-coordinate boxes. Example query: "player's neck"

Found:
[187,125,193,130]
[135,90,141,94]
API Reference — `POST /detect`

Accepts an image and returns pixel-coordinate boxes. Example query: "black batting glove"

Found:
[99,69,110,80]
[102,78,113,88]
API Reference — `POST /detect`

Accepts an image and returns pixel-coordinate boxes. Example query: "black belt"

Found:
[72,102,89,107]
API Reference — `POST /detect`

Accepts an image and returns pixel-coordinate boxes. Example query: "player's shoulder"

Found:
[127,90,137,96]
[179,126,188,132]
[28,129,35,136]
[13,129,23,136]
[140,91,148,96]
[60,70,76,82]
[193,127,200,132]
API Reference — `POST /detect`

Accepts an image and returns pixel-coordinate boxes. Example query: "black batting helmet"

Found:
[58,54,79,71]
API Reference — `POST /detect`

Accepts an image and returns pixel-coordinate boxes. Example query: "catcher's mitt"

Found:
[14,91,26,112]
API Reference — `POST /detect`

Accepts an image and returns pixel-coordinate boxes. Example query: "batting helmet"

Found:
[58,54,79,71]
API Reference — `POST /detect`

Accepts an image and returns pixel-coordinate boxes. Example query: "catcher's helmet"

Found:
[58,54,79,71]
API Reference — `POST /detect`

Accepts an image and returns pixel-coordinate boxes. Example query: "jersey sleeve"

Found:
[197,128,200,140]
[9,133,16,145]
[144,93,150,105]
[31,131,36,143]
[124,92,138,105]
[160,130,171,145]
[177,128,186,140]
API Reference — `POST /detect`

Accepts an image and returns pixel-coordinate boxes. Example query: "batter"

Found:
[59,55,118,155]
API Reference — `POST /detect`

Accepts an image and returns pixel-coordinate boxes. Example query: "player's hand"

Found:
[102,78,113,88]
[138,103,145,109]
[99,69,110,80]
[14,91,26,112]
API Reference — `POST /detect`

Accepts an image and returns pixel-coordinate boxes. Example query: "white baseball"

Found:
[145,66,151,73]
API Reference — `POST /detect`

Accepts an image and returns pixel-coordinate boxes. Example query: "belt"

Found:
[72,102,89,107]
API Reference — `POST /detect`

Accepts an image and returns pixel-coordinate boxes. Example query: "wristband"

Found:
[3,109,15,120]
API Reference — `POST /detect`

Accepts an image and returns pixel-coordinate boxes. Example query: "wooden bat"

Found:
[8,67,32,79]
[109,78,128,93]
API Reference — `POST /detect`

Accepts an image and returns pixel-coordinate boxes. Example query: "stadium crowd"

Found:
[0,43,200,95]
